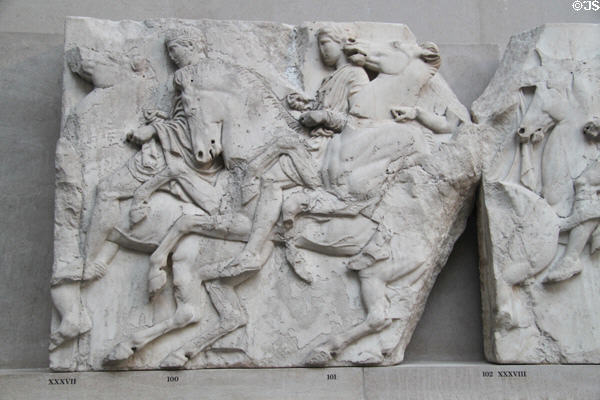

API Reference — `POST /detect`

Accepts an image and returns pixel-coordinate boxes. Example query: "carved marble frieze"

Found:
[474,24,600,363]
[50,17,598,371]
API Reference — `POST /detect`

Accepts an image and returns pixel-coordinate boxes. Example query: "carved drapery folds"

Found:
[51,18,599,370]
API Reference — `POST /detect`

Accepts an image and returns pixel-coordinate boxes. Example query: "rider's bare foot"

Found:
[129,202,150,225]
[285,245,312,283]
[160,349,189,369]
[543,255,583,284]
[83,260,108,281]
[149,250,169,272]
[282,195,309,230]
[346,253,375,271]
[49,309,92,351]
[304,345,334,366]
[220,250,263,277]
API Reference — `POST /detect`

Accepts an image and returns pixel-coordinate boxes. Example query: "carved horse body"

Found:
[109,39,462,367]
[280,39,460,364]
[491,52,600,329]
[517,51,600,217]
[104,59,309,367]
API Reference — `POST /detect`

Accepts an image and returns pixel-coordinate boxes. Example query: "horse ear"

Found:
[519,63,551,88]
[419,42,441,70]
[534,48,550,66]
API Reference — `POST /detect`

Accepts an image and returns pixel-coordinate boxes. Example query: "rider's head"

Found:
[165,28,205,68]
[317,25,355,68]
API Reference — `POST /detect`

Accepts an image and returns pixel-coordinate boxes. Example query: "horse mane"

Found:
[187,58,305,133]
[236,67,305,133]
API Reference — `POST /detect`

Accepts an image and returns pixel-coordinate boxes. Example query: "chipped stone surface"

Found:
[51,17,489,370]
[474,24,600,363]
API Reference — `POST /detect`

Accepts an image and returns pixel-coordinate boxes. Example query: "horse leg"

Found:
[148,213,251,298]
[305,271,391,366]
[544,220,598,283]
[105,255,201,363]
[84,165,140,281]
[160,280,248,369]
[305,256,425,366]
[49,282,92,350]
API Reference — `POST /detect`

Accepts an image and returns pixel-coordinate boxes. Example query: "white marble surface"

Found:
[51,18,488,370]
[475,23,600,363]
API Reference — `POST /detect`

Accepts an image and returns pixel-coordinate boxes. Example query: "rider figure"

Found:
[127,31,224,224]
[222,25,371,279]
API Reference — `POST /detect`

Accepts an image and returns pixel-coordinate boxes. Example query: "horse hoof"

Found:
[353,350,384,365]
[149,253,168,271]
[49,310,91,351]
[543,256,583,284]
[160,350,188,369]
[104,342,135,363]
[129,203,149,225]
[304,346,333,366]
[346,253,373,271]
[148,269,167,299]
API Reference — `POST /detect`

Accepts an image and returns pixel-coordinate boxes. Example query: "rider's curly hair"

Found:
[316,25,356,45]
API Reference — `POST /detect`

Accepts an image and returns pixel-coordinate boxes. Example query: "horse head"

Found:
[180,88,226,167]
[345,39,440,77]
[66,46,154,89]
[516,48,598,142]
[344,39,441,120]
[517,80,569,142]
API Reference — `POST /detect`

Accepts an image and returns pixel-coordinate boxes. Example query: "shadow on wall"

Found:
[404,211,484,362]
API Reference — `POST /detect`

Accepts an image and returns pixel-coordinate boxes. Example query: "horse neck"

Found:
[372,60,432,107]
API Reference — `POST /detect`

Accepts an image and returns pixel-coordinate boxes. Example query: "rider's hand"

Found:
[143,109,168,123]
[299,110,327,127]
[126,125,156,146]
[287,93,313,111]
[391,106,418,122]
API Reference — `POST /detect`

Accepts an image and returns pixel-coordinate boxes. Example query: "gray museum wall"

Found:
[0,0,596,369]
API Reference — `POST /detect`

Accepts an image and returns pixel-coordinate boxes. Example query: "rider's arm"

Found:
[414,107,460,134]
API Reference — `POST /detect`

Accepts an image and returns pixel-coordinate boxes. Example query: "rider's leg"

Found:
[227,164,292,273]
[160,280,248,368]
[198,241,275,281]
[129,166,177,224]
[281,188,363,229]
[347,225,392,271]
[148,213,252,297]
[172,163,223,216]
[150,213,252,270]
[544,219,598,283]
[84,165,141,280]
